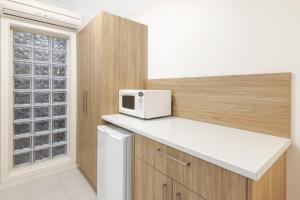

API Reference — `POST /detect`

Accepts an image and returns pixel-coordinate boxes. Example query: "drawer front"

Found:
[173,182,205,200]
[135,158,173,200]
[135,134,247,200]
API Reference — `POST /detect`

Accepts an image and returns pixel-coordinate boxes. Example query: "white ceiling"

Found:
[36,0,149,19]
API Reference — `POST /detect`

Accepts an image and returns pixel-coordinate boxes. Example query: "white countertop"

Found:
[102,114,291,181]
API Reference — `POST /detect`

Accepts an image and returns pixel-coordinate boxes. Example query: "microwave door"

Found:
[119,92,144,118]
[122,95,135,110]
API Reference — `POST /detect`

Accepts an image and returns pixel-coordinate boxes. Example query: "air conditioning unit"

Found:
[0,0,82,30]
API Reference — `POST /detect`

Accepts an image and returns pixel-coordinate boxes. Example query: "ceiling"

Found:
[36,0,149,19]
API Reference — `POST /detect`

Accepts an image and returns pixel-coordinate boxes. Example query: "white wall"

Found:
[128,0,300,199]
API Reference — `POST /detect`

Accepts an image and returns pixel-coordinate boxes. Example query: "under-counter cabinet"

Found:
[135,158,173,200]
[134,134,286,200]
[135,158,204,200]
[173,182,205,200]
[77,12,147,187]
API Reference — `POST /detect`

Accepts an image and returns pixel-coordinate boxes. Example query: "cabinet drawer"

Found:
[135,158,173,200]
[173,182,205,200]
[135,134,247,200]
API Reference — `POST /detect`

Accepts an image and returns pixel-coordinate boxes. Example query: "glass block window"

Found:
[12,30,68,168]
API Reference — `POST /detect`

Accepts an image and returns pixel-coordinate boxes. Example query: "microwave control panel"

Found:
[138,92,144,112]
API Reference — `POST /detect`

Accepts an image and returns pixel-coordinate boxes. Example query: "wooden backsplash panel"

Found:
[147,73,291,138]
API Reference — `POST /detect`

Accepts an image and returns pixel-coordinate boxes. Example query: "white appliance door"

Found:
[97,125,132,200]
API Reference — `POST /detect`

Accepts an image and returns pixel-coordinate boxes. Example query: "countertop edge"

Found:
[101,115,291,181]
[255,140,291,180]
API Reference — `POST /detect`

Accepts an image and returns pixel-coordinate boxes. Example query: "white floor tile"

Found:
[29,195,46,200]
[42,188,69,200]
[61,177,94,199]
[0,168,95,200]
[72,191,97,200]
[58,168,86,185]
[59,169,94,199]
[0,176,62,200]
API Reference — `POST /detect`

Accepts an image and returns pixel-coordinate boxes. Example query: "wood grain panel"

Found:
[247,153,287,200]
[77,12,103,187]
[135,158,173,200]
[173,182,205,200]
[77,12,147,187]
[85,12,102,186]
[135,134,247,200]
[147,73,291,137]
[222,169,247,200]
[77,14,97,185]
[99,12,148,120]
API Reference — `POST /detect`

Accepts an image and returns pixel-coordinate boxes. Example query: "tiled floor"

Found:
[0,168,97,200]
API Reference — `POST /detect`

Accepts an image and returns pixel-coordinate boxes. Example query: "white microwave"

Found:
[119,89,172,119]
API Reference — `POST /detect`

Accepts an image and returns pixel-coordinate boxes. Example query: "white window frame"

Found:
[0,17,77,188]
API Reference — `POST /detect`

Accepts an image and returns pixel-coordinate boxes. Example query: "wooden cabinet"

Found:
[77,12,147,187]
[135,157,205,200]
[173,182,205,200]
[135,134,287,200]
[135,158,172,200]
[135,134,247,200]
[77,25,92,182]
[247,153,287,200]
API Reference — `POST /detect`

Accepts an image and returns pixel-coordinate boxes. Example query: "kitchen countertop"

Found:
[102,114,291,181]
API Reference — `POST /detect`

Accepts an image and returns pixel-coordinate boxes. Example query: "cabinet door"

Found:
[135,158,172,200]
[173,182,205,200]
[77,11,148,188]
[84,18,100,186]
[76,23,93,185]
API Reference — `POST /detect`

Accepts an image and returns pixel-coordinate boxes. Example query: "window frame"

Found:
[0,17,77,186]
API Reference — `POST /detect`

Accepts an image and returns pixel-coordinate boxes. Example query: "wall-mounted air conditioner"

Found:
[0,0,82,30]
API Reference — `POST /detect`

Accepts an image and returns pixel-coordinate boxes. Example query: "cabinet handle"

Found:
[82,91,85,113]
[176,193,181,200]
[163,184,167,200]
[157,149,191,167]
[84,91,88,114]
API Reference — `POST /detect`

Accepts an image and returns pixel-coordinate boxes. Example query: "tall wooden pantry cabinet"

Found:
[76,12,147,187]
